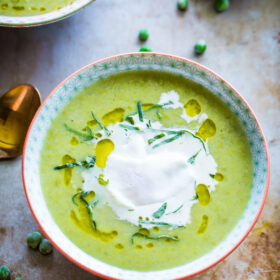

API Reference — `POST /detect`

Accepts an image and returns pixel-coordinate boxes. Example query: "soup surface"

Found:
[40,71,253,271]
[0,0,76,16]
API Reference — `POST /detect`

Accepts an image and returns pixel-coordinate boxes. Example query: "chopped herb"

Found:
[72,191,83,206]
[91,110,110,136]
[80,196,99,230]
[64,124,95,141]
[152,131,184,149]
[187,149,201,164]
[131,232,179,244]
[137,101,144,122]
[139,219,183,229]
[126,101,173,119]
[128,209,135,212]
[209,174,215,179]
[166,205,183,215]
[119,124,141,131]
[152,202,167,219]
[148,133,166,145]
[156,111,163,120]
[192,193,199,200]
[54,156,96,170]
[126,115,135,125]
[146,120,152,128]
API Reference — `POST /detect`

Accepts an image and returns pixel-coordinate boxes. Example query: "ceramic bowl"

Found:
[22,53,269,280]
[0,0,95,27]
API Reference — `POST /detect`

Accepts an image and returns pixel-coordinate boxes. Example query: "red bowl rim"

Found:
[22,52,270,280]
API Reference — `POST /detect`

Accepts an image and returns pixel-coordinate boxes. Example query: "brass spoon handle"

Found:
[0,84,41,159]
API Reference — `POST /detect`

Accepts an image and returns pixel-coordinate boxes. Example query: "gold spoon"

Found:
[0,84,41,159]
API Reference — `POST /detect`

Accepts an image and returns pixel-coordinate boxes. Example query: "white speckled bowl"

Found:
[22,53,270,280]
[0,0,95,27]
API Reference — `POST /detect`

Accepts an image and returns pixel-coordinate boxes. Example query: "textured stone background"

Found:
[0,0,279,279]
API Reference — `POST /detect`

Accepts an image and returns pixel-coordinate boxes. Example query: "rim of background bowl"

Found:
[0,0,95,28]
[22,52,270,280]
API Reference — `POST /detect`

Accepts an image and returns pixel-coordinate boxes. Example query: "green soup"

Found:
[40,71,253,271]
[0,0,76,16]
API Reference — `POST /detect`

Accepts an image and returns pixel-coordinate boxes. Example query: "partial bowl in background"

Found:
[0,0,95,27]
[22,53,269,279]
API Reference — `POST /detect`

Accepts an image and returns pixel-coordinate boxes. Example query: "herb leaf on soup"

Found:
[64,124,95,141]
[187,149,201,164]
[131,232,179,244]
[54,156,96,170]
[152,202,167,219]
[91,110,111,136]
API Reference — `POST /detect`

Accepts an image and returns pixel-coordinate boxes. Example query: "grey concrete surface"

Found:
[0,0,279,279]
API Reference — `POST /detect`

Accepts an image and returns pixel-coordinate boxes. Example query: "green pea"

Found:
[0,266,10,280]
[139,47,152,52]
[194,40,207,55]
[27,231,42,249]
[177,0,188,11]
[139,29,149,41]
[214,0,229,12]
[39,239,53,255]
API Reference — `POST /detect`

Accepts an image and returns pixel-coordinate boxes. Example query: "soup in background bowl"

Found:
[22,53,269,280]
[0,0,95,27]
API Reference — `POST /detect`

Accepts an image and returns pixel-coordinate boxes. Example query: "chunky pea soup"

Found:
[40,70,253,271]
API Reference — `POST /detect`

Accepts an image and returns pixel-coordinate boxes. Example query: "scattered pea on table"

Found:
[39,238,53,255]
[177,0,188,11]
[139,47,152,52]
[139,29,149,41]
[0,266,10,280]
[194,40,207,55]
[27,231,42,249]
[214,0,230,12]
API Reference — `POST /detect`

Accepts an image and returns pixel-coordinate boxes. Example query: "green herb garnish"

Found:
[80,196,99,230]
[126,115,135,125]
[98,176,109,186]
[64,124,95,141]
[131,232,179,244]
[128,209,135,211]
[126,101,173,119]
[137,101,144,122]
[72,191,83,206]
[152,202,167,219]
[156,111,163,120]
[54,156,96,170]
[166,205,183,215]
[152,131,184,149]
[119,124,141,131]
[209,174,215,179]
[139,220,183,229]
[148,133,165,144]
[91,110,110,136]
[146,120,152,128]
[187,149,201,164]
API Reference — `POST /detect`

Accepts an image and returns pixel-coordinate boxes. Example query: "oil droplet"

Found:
[115,243,124,250]
[70,136,79,146]
[138,228,150,236]
[214,173,224,182]
[12,5,25,11]
[196,184,210,206]
[87,120,97,127]
[102,108,125,125]
[196,119,216,141]
[40,7,46,12]
[142,103,154,110]
[95,139,114,168]
[146,242,154,248]
[1,3,9,10]
[197,215,209,234]
[153,226,159,232]
[184,99,201,117]
[135,245,143,249]
[62,155,75,186]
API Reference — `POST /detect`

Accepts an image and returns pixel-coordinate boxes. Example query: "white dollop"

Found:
[82,91,218,229]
